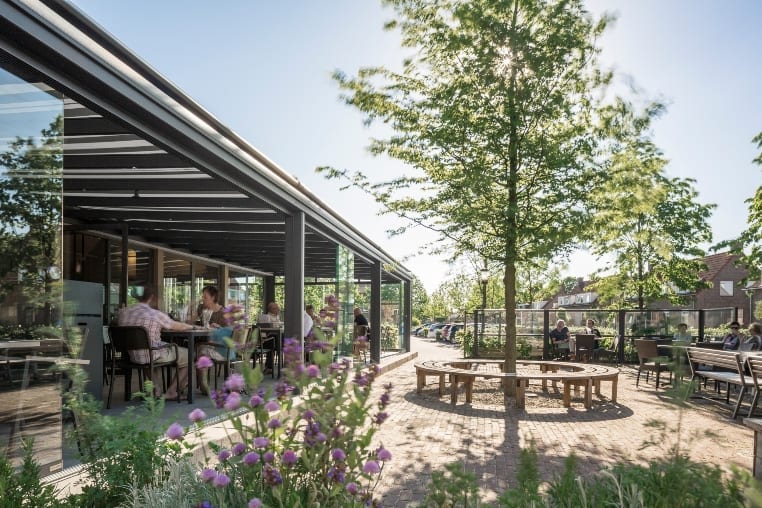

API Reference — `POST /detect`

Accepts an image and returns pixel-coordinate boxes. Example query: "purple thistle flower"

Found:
[346,482,359,496]
[275,382,294,399]
[188,408,207,423]
[200,468,217,482]
[316,432,327,443]
[264,399,280,412]
[331,425,344,438]
[248,499,263,508]
[263,465,283,486]
[263,451,275,463]
[253,436,269,448]
[327,465,346,484]
[224,373,246,392]
[224,391,241,411]
[379,392,391,408]
[232,443,246,456]
[218,449,231,462]
[212,473,230,488]
[331,448,346,462]
[196,356,214,369]
[303,409,316,420]
[165,422,184,440]
[363,460,381,474]
[249,394,264,407]
[306,364,320,378]
[353,372,369,387]
[281,449,297,467]
[268,418,281,429]
[243,452,260,466]
[374,412,389,425]
[376,447,392,461]
[197,501,213,508]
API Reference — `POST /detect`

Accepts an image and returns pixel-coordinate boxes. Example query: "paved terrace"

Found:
[372,336,753,506]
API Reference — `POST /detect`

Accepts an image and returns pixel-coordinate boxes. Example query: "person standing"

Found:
[118,284,191,399]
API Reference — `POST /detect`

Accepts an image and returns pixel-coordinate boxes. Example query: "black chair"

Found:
[251,325,275,377]
[353,325,370,364]
[197,325,252,391]
[635,339,674,389]
[106,325,180,409]
[574,334,596,362]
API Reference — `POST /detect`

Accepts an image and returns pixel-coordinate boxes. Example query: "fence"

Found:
[470,307,739,362]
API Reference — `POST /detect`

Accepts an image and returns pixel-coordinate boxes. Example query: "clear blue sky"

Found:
[70,0,762,292]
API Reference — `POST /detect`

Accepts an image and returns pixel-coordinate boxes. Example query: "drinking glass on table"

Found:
[202,309,213,328]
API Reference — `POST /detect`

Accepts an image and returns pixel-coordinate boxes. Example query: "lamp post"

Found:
[745,287,756,325]
[474,261,489,357]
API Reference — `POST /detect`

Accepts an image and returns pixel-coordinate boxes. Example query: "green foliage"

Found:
[0,440,60,508]
[67,383,188,507]
[381,324,399,349]
[589,101,715,310]
[318,0,617,377]
[418,462,480,507]
[516,337,532,360]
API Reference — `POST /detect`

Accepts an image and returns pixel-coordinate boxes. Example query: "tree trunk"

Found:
[503,262,517,396]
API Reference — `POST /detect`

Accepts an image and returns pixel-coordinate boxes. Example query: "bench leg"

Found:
[611,377,618,403]
[465,379,473,403]
[417,372,425,394]
[594,379,601,396]
[451,376,459,405]
[750,388,760,418]
[732,385,746,420]
[584,379,592,409]
[563,382,571,407]
[438,374,445,397]
[516,379,527,409]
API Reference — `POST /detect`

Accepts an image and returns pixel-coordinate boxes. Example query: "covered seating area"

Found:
[0,0,411,476]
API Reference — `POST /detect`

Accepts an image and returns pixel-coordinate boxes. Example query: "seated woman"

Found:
[195,285,235,394]
[550,319,570,359]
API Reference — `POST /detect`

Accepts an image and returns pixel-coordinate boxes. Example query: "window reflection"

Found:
[0,62,64,474]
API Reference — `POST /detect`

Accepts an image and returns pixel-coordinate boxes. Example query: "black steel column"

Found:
[120,224,128,306]
[284,212,305,343]
[542,310,550,359]
[370,261,382,363]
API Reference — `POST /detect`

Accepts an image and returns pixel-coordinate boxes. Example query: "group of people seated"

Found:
[721,321,762,351]
[117,283,375,397]
[549,318,601,360]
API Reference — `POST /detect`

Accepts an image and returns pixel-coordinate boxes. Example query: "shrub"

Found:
[164,332,393,507]
[0,439,60,508]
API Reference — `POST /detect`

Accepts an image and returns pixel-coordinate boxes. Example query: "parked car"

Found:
[447,323,464,342]
[427,323,446,338]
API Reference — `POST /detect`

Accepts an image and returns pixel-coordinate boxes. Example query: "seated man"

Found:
[550,319,570,359]
[118,284,191,399]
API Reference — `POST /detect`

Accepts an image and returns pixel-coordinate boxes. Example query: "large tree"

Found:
[588,102,715,309]
[319,0,613,393]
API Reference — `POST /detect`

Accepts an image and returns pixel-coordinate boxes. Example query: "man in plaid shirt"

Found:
[119,285,191,399]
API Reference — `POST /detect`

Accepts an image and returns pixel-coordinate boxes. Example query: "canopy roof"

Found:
[1,0,411,283]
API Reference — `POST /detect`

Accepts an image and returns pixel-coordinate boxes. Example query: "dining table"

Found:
[160,328,214,404]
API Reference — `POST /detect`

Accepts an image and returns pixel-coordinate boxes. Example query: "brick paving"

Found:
[372,336,754,506]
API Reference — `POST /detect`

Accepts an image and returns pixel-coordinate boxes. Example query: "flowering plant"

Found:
[166,327,392,507]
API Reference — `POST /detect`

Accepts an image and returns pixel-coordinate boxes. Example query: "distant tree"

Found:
[515,261,561,307]
[588,103,715,309]
[318,0,614,393]
[410,276,430,322]
[725,131,762,280]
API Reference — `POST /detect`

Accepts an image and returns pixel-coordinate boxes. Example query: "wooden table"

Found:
[160,328,213,404]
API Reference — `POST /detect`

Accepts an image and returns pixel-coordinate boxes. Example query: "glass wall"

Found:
[162,255,192,321]
[228,271,263,324]
[381,281,403,351]
[0,62,65,474]
[335,245,354,357]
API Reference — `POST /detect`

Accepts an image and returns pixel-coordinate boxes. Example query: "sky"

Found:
[69,0,762,293]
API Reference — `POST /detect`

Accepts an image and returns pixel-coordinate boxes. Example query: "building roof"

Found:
[699,252,736,282]
[0,0,411,283]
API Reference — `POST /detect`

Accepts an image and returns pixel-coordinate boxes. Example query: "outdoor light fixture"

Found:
[479,267,490,284]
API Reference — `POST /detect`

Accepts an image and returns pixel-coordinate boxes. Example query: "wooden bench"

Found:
[686,347,753,419]
[414,359,618,409]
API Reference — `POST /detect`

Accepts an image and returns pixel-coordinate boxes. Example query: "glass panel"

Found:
[228,271,263,324]
[162,256,191,322]
[381,281,402,351]
[335,245,354,357]
[0,62,64,474]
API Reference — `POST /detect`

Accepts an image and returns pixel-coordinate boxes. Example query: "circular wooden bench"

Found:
[415,359,619,409]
